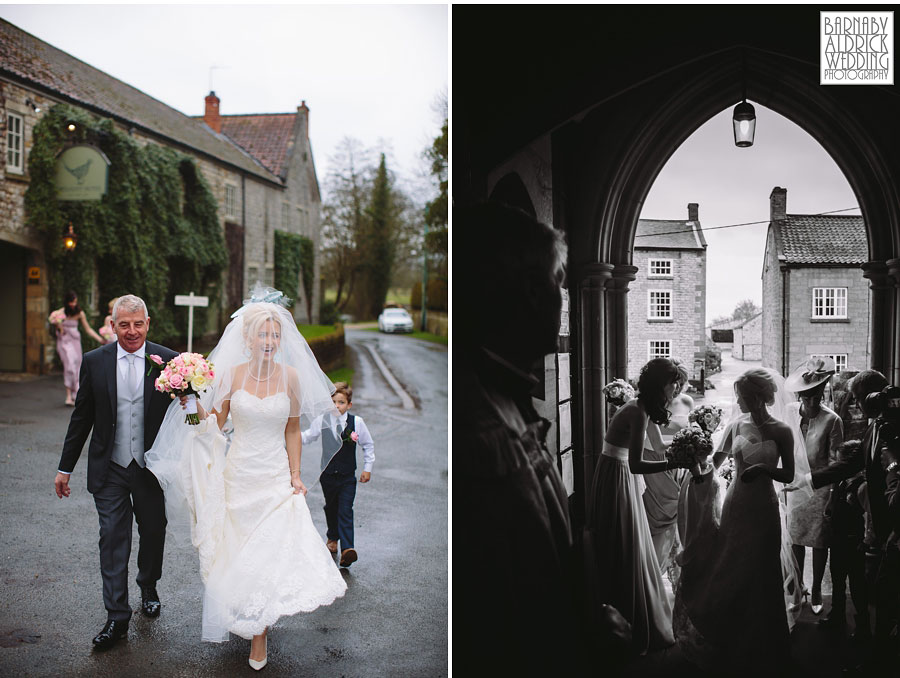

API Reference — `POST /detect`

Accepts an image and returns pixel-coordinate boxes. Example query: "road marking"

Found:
[364,344,416,410]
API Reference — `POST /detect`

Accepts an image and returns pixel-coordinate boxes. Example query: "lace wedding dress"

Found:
[674,421,793,674]
[180,389,347,641]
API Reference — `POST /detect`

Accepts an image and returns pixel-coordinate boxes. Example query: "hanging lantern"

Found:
[63,223,78,251]
[732,100,756,148]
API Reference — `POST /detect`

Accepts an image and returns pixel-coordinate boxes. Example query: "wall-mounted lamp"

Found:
[732,51,756,147]
[63,223,78,251]
[25,98,41,114]
[65,121,77,133]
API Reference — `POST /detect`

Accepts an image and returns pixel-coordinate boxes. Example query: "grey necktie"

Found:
[126,353,137,398]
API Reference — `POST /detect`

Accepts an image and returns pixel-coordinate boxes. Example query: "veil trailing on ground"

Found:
[145,285,343,548]
[717,367,812,629]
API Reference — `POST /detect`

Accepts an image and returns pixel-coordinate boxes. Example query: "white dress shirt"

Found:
[302,411,375,472]
[117,342,147,394]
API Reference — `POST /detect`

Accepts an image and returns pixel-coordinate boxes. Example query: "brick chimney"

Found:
[770,186,787,222]
[204,91,221,134]
[298,100,309,138]
[687,202,699,221]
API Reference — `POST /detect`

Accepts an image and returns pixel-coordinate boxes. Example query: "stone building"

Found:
[627,203,708,381]
[0,17,323,373]
[761,187,869,376]
[732,312,762,361]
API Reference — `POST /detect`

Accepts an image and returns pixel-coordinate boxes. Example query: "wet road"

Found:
[0,328,448,677]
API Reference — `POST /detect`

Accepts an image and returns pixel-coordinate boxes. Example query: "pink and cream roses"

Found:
[147,352,215,425]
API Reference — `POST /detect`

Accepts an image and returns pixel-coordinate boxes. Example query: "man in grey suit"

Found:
[54,295,178,650]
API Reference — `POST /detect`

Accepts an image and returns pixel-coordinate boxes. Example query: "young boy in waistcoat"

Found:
[302,382,375,567]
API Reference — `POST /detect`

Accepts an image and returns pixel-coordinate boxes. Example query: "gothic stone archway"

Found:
[455,7,900,531]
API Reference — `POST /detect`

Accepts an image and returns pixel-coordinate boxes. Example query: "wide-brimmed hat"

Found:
[785,356,836,394]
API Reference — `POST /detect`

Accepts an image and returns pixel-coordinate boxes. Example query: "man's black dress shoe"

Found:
[92,620,128,650]
[141,586,161,617]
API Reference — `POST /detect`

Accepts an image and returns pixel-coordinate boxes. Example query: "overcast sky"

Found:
[641,103,860,322]
[0,3,448,200]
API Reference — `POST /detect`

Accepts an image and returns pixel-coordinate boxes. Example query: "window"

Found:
[6,111,24,173]
[648,290,672,319]
[225,185,237,218]
[648,340,671,359]
[812,287,848,319]
[297,207,307,232]
[282,202,291,229]
[648,258,672,277]
[813,354,848,373]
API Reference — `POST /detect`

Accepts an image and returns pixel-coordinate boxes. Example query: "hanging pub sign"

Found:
[54,144,110,201]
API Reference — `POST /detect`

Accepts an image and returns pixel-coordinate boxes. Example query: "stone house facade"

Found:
[761,186,870,376]
[0,18,323,373]
[627,203,708,381]
[732,312,762,361]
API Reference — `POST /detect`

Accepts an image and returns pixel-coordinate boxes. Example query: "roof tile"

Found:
[634,219,706,250]
[776,215,867,265]
[220,114,296,179]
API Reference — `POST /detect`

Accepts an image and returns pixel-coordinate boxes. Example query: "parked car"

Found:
[378,307,414,333]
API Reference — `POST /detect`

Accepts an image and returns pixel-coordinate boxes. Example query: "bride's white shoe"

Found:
[249,635,267,671]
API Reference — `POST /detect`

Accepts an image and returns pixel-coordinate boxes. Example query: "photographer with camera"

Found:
[794,370,898,672]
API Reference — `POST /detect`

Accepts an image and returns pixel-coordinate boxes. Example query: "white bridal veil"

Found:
[145,286,343,548]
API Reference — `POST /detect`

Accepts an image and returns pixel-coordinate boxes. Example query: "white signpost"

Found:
[174,292,209,353]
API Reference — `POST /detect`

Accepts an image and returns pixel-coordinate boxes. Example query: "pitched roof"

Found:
[773,214,867,265]
[634,219,707,250]
[0,18,280,185]
[219,114,296,180]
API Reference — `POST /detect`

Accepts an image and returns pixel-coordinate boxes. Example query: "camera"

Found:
[867,385,900,456]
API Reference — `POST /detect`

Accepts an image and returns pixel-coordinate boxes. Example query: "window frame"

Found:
[812,353,848,373]
[648,289,673,320]
[6,111,24,174]
[647,258,673,278]
[224,184,237,218]
[648,340,671,360]
[811,287,848,319]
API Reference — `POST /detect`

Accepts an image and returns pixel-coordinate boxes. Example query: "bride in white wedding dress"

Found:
[146,292,346,671]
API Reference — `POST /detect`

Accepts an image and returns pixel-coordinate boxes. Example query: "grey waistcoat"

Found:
[111,357,145,469]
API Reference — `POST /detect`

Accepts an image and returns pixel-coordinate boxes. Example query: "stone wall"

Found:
[627,248,707,380]
[761,227,784,372]
[785,266,870,373]
[411,310,448,337]
[733,313,762,361]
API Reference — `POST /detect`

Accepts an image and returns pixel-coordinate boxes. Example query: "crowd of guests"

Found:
[455,200,900,676]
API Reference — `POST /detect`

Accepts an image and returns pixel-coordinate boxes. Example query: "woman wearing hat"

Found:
[784,357,845,614]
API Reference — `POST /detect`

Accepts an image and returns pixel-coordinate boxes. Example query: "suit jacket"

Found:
[58,340,178,494]
[813,420,891,545]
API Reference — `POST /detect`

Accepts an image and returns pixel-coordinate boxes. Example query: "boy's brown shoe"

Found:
[339,548,358,567]
[326,539,338,554]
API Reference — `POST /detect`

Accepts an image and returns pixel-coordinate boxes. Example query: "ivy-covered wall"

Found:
[274,229,314,321]
[25,104,227,343]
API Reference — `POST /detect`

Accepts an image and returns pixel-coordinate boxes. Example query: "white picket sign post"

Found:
[174,292,209,353]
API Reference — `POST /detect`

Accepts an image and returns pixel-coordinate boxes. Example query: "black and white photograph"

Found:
[454,5,899,677]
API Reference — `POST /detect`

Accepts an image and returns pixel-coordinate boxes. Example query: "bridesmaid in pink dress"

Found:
[55,290,103,405]
[587,358,680,654]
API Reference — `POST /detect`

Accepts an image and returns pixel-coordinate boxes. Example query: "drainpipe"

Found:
[781,267,789,376]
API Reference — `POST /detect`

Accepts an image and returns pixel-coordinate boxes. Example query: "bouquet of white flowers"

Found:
[602,378,635,408]
[688,404,723,436]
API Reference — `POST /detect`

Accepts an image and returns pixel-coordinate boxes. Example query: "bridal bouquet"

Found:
[688,404,723,436]
[148,352,215,425]
[602,378,635,408]
[99,324,115,343]
[48,308,65,330]
[718,457,736,488]
[666,424,713,479]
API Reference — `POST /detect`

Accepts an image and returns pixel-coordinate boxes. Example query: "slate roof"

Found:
[0,18,280,185]
[219,114,296,180]
[773,214,867,265]
[634,219,707,250]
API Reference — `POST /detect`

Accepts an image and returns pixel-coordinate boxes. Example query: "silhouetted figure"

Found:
[455,202,631,674]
